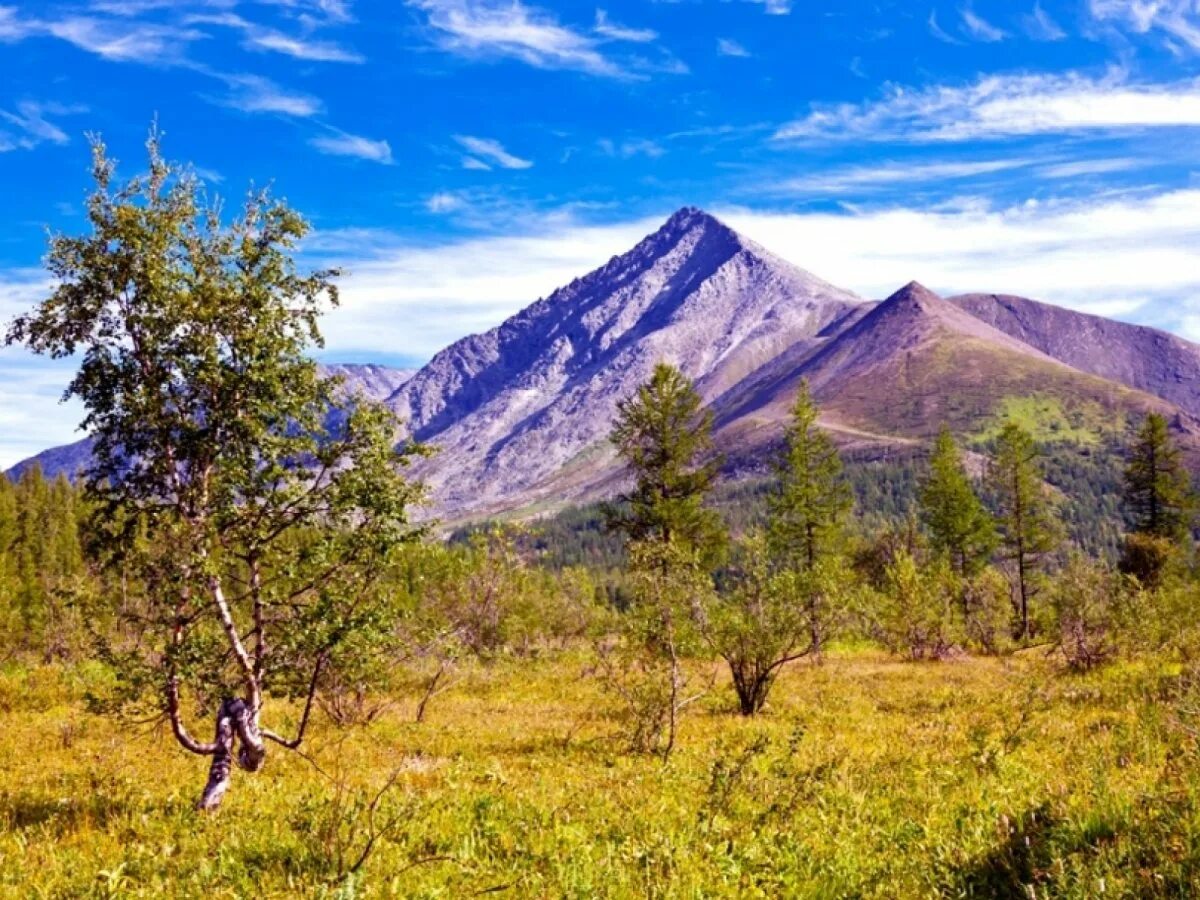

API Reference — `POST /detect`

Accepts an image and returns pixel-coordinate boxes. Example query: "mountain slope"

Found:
[5,363,416,481]
[711,282,1200,467]
[388,206,865,516]
[951,293,1200,418]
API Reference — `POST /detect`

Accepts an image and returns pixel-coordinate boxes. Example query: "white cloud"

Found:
[0,101,82,152]
[1023,2,1068,40]
[0,269,86,469]
[772,158,1039,194]
[1090,0,1200,50]
[928,10,964,44]
[454,135,532,169]
[303,189,1200,368]
[598,137,665,158]
[411,0,626,76]
[960,4,1008,41]
[593,9,656,43]
[426,192,463,213]
[309,129,393,163]
[461,156,491,170]
[774,70,1200,142]
[717,37,750,57]
[210,73,323,117]
[43,14,203,63]
[188,11,364,62]
[745,0,791,14]
[1034,157,1139,177]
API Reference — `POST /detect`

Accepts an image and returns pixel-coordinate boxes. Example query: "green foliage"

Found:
[986,422,1065,639]
[1045,555,1126,671]
[1123,412,1196,542]
[975,394,1110,445]
[919,425,997,576]
[705,532,817,715]
[0,467,90,660]
[767,381,852,573]
[607,363,725,565]
[4,131,425,806]
[873,550,963,660]
[597,540,715,757]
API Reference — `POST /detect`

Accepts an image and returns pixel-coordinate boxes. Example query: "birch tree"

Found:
[6,131,425,810]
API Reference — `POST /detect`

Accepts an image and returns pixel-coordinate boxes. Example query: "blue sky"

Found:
[2,0,1200,464]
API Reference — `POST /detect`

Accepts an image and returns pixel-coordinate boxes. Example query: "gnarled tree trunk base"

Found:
[196,698,266,811]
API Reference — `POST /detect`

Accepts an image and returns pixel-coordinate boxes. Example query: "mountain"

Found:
[385,206,864,517]
[12,207,1200,523]
[709,281,1200,468]
[5,363,416,481]
[950,293,1200,418]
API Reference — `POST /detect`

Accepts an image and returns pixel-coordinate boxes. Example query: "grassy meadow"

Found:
[4,649,1200,899]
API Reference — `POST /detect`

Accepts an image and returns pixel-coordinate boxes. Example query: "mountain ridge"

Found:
[10,207,1200,524]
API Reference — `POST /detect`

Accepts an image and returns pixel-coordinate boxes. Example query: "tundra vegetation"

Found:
[4,139,1200,897]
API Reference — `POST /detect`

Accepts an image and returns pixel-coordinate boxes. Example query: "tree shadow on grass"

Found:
[944,800,1200,899]
[0,786,177,835]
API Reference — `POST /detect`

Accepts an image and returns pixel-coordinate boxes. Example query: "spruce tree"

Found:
[1123,412,1195,541]
[607,362,724,563]
[919,425,997,577]
[986,422,1063,640]
[605,363,724,758]
[766,381,852,655]
[767,380,852,571]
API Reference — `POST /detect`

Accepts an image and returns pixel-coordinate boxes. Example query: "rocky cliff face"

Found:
[386,207,864,515]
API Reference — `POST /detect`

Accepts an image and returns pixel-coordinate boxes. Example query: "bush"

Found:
[875,551,964,660]
[1117,532,1181,589]
[1048,555,1122,671]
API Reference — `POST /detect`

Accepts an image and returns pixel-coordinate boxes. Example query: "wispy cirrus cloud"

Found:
[309,128,392,162]
[186,11,364,62]
[717,37,750,57]
[408,0,676,79]
[745,0,791,14]
[454,134,532,169]
[0,6,204,64]
[960,4,1008,41]
[1023,2,1068,40]
[767,155,1143,195]
[928,10,964,44]
[774,70,1200,142]
[0,101,84,153]
[598,137,664,158]
[593,9,655,43]
[1090,0,1200,50]
[210,73,323,117]
[771,158,1039,194]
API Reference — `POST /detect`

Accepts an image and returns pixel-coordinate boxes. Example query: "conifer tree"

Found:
[766,381,852,654]
[919,425,997,577]
[767,380,851,571]
[1123,412,1195,541]
[986,422,1063,640]
[607,362,725,564]
[604,363,724,758]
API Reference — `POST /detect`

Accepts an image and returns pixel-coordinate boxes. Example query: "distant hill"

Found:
[12,208,1200,526]
[5,363,415,482]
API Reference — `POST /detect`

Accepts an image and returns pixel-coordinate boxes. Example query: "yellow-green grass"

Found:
[1,652,1198,898]
[974,395,1116,446]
